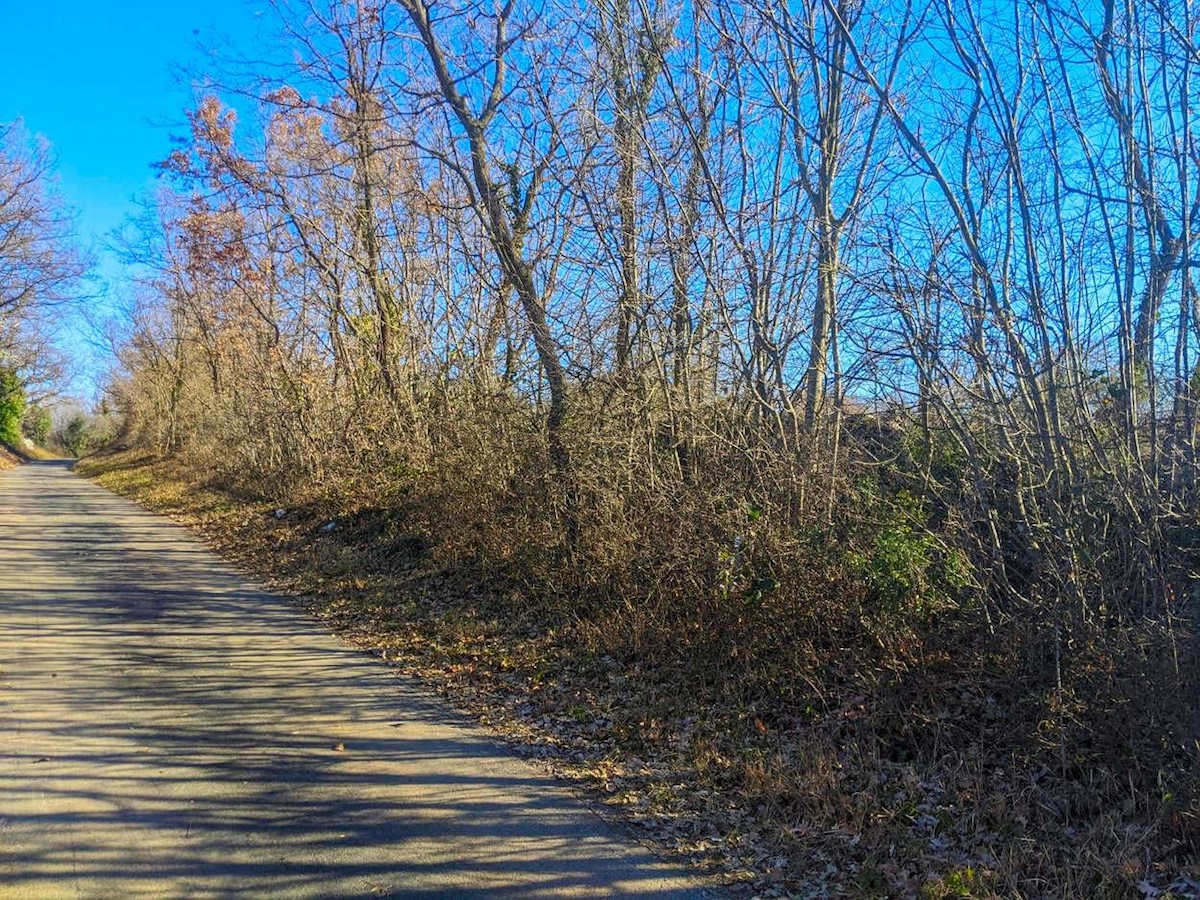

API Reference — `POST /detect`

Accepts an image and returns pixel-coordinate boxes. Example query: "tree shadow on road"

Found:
[0,464,710,898]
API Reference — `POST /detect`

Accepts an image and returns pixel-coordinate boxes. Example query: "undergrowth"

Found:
[79,432,1200,899]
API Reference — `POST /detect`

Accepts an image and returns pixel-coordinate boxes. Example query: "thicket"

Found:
[52,411,115,457]
[20,404,50,446]
[112,0,1200,894]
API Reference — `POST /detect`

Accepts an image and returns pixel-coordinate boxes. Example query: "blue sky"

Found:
[0,0,269,395]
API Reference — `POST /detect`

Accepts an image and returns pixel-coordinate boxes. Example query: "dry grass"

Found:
[23,443,61,460]
[0,437,57,466]
[0,441,24,468]
[77,446,1200,898]
[0,439,61,465]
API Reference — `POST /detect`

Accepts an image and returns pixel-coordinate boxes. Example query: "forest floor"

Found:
[77,449,1199,900]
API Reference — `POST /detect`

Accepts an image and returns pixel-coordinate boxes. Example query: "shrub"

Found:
[0,369,24,447]
[21,404,51,446]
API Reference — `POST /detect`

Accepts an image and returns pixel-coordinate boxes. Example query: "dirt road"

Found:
[0,462,711,899]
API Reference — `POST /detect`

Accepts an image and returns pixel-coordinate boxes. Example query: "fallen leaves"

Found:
[79,449,1200,900]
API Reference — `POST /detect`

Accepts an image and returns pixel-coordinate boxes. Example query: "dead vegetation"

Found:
[80,434,1200,898]
[0,445,22,468]
[95,0,1200,894]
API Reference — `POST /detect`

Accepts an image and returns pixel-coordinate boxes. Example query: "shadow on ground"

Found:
[0,463,710,899]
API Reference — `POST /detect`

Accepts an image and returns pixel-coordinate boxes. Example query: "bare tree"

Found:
[393,0,579,532]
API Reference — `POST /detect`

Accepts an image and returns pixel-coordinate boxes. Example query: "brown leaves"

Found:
[82,449,1200,899]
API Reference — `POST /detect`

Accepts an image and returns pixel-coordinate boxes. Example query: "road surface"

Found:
[0,461,711,899]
